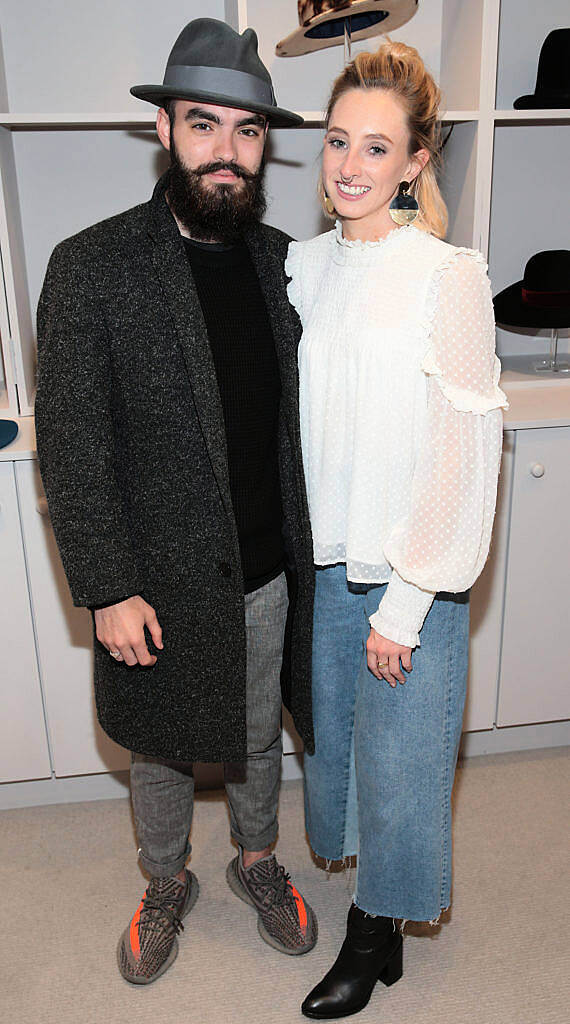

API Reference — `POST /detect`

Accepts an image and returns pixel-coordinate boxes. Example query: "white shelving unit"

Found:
[1,0,569,413]
[0,0,569,801]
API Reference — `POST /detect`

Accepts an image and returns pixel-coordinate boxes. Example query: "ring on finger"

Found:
[377,660,389,669]
[109,649,123,660]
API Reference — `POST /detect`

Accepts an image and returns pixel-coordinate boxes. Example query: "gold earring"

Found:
[389,180,419,225]
[324,192,335,215]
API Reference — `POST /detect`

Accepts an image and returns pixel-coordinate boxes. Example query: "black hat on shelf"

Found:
[514,28,570,109]
[0,419,18,449]
[493,251,570,329]
[275,0,418,58]
[131,18,303,128]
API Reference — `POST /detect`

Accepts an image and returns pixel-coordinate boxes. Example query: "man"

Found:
[35,18,316,985]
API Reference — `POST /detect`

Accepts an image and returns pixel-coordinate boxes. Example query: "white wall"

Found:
[489,123,570,359]
[496,0,569,109]
[0,0,225,112]
[14,130,169,317]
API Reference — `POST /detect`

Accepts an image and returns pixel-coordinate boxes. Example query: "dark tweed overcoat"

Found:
[35,173,314,762]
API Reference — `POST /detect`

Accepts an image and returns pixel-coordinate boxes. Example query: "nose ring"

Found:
[340,173,354,183]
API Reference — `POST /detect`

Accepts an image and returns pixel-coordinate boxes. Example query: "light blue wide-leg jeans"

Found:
[304,563,469,922]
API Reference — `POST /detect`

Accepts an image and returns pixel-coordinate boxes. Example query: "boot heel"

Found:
[378,939,403,987]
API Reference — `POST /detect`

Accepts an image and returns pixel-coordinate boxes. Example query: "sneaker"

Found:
[226,852,317,955]
[117,869,199,984]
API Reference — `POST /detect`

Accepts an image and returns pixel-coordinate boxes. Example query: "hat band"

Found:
[522,287,570,308]
[163,65,275,108]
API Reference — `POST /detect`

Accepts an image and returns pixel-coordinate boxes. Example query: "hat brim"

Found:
[0,419,18,450]
[513,93,570,109]
[275,0,417,57]
[493,281,570,329]
[130,85,303,128]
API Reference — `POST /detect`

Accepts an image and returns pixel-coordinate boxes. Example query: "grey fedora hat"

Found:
[131,18,303,128]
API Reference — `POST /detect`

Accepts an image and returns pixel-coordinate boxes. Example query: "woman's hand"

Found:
[366,628,412,687]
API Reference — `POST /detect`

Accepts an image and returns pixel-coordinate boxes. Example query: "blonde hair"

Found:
[320,39,448,238]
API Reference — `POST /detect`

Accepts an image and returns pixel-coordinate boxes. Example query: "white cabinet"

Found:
[15,461,129,776]
[1,410,569,795]
[497,426,570,726]
[0,460,51,782]
[464,433,514,731]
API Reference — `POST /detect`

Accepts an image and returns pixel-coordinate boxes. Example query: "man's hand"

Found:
[94,596,163,667]
[366,628,412,688]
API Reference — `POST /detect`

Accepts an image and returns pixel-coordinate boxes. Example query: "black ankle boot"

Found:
[301,903,402,1020]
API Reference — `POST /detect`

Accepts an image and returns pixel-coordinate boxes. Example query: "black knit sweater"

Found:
[183,236,284,593]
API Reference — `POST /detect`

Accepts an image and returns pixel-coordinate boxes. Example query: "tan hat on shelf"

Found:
[275,0,419,57]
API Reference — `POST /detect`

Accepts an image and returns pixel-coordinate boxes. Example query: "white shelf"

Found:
[501,375,570,431]
[494,109,570,123]
[442,111,480,123]
[0,109,482,130]
[4,392,568,467]
[0,113,158,130]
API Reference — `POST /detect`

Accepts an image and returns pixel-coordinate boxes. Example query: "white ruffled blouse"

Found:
[286,222,509,648]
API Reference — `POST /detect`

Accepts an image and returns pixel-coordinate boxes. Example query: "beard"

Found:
[167,139,267,244]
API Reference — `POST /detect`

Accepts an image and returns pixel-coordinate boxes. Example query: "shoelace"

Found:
[138,889,185,937]
[251,863,295,910]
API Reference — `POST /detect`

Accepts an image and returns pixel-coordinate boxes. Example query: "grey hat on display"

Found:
[131,18,303,127]
[275,0,419,57]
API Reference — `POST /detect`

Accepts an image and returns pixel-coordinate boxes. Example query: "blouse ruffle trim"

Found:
[285,242,303,319]
[419,248,510,415]
[334,219,409,249]
[368,608,422,650]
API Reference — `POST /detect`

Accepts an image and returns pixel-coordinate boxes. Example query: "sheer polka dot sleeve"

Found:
[420,252,509,415]
[370,253,508,648]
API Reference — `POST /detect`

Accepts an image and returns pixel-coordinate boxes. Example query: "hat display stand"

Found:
[528,330,570,375]
[535,330,569,374]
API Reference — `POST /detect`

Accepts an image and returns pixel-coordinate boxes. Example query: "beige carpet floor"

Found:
[2,747,568,1024]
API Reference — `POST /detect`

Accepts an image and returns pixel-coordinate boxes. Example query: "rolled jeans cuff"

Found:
[230,820,279,853]
[138,838,192,878]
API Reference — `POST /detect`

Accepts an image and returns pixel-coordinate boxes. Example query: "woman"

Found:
[286,41,508,1020]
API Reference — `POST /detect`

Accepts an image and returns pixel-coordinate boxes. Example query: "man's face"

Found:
[156,99,268,242]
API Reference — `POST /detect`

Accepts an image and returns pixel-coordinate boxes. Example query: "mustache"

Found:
[194,160,257,181]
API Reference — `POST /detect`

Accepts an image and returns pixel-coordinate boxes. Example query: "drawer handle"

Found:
[530,463,545,478]
[36,497,50,516]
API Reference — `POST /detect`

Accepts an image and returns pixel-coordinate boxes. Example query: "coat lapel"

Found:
[146,178,235,525]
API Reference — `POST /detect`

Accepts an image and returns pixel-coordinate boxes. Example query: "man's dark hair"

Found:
[162,97,177,131]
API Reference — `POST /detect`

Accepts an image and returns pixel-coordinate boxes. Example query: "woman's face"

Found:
[322,88,428,241]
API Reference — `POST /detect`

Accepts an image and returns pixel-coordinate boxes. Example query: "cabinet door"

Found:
[15,461,129,776]
[497,426,570,726]
[463,433,513,731]
[0,461,51,782]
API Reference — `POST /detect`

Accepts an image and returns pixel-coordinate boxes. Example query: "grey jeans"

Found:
[131,572,289,877]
